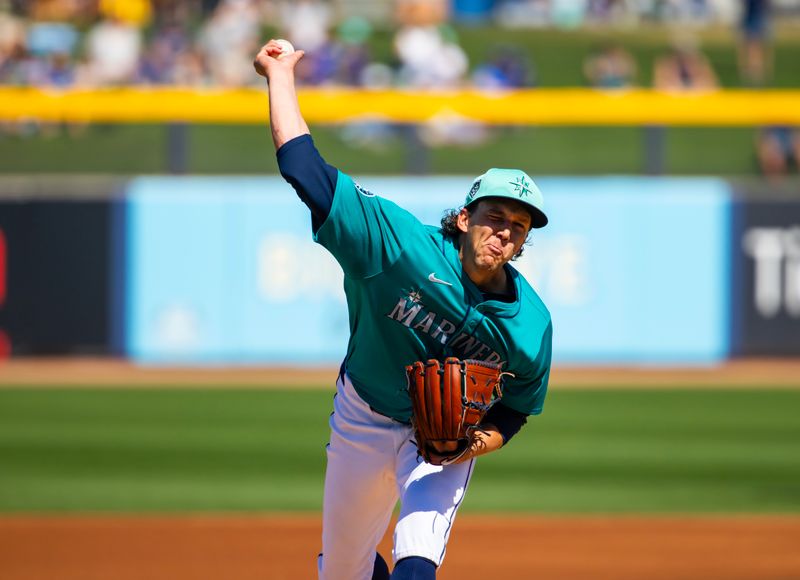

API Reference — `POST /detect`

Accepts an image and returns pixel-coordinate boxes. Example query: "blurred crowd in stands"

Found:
[0,0,556,90]
[0,0,463,89]
[0,0,788,90]
[0,0,797,175]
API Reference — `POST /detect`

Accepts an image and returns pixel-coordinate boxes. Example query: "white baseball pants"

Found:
[317,371,475,580]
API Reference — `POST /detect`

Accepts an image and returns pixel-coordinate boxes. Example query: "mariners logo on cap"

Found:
[467,179,481,201]
[509,176,532,198]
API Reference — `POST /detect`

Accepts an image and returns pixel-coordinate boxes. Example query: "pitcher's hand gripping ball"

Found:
[406,358,505,465]
[274,39,295,58]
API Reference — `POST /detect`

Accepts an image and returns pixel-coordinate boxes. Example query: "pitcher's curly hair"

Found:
[440,201,531,260]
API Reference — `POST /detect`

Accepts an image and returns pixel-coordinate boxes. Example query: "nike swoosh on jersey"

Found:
[428,272,453,286]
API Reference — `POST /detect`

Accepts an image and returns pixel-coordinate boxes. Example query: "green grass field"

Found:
[1,387,797,514]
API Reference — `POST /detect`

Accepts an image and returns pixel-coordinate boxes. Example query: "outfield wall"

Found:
[0,177,797,363]
[731,188,800,356]
[123,176,731,365]
[0,198,113,355]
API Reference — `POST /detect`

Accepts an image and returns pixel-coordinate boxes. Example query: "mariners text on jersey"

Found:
[386,297,506,366]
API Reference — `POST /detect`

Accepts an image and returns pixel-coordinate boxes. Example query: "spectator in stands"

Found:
[583,43,637,88]
[171,48,207,86]
[332,17,372,87]
[653,41,718,91]
[137,18,195,85]
[198,0,260,87]
[738,0,772,87]
[279,0,332,57]
[0,9,26,84]
[84,15,143,85]
[26,20,78,87]
[473,44,536,90]
[392,0,466,89]
[394,23,468,89]
[43,51,74,86]
[296,16,376,87]
[731,1,795,179]
[755,126,800,178]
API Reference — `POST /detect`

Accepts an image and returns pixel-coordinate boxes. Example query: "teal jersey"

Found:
[314,172,553,423]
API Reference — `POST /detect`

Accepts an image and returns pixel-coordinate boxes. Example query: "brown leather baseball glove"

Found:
[405,357,505,465]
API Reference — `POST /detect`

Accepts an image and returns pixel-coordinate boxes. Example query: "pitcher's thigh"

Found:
[393,454,475,567]
[320,412,398,578]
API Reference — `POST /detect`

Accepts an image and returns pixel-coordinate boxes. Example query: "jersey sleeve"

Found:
[313,172,421,279]
[483,402,528,444]
[276,134,338,232]
[502,320,553,416]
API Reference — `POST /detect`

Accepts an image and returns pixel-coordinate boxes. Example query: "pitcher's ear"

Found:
[456,207,470,234]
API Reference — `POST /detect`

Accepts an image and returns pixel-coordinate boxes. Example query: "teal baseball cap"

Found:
[464,168,548,229]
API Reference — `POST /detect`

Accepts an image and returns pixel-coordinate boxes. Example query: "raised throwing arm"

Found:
[254,39,309,150]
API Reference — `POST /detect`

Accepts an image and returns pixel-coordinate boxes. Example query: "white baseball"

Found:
[275,39,295,59]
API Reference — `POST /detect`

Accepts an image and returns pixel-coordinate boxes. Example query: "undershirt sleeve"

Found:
[483,401,528,445]
[276,134,338,232]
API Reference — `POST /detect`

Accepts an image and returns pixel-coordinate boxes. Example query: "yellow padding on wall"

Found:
[1,88,798,126]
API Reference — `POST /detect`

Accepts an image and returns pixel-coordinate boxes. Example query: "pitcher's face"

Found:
[457,199,532,273]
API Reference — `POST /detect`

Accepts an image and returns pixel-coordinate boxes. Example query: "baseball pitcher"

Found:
[255,39,553,580]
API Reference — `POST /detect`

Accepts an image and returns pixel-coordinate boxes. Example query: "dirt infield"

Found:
[1,357,800,388]
[1,515,799,580]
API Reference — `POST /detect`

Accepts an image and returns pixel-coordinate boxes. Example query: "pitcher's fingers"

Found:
[258,40,283,59]
[282,49,305,65]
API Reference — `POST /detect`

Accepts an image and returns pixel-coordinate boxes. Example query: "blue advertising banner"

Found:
[518,177,732,364]
[125,176,732,365]
[125,177,349,364]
